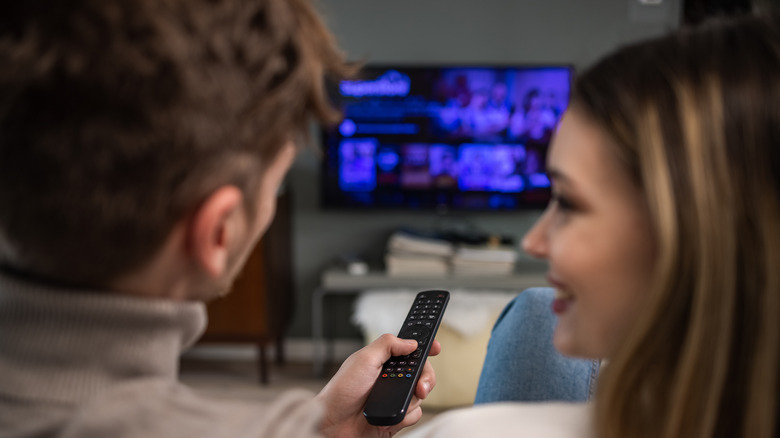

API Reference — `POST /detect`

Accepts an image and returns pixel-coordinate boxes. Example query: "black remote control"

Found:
[363,289,450,426]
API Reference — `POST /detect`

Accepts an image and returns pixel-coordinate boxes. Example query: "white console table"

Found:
[311,266,547,376]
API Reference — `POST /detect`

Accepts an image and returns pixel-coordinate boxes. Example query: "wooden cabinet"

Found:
[198,192,294,384]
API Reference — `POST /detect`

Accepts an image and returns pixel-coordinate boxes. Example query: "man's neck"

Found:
[107,224,204,301]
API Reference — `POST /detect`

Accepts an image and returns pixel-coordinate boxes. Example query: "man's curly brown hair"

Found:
[0,0,351,286]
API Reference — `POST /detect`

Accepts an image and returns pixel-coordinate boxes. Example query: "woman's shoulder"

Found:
[407,402,593,438]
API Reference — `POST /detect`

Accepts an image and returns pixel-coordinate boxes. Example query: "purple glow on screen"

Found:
[322,65,572,210]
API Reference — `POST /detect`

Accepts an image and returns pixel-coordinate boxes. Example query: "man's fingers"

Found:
[414,359,437,400]
[428,339,442,357]
[369,335,439,364]
[389,404,424,433]
[388,336,419,357]
[357,334,417,368]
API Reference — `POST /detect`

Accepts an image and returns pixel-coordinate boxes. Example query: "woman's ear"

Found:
[186,185,244,278]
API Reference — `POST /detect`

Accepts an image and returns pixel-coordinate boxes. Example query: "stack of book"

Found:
[384,229,454,276]
[451,243,519,276]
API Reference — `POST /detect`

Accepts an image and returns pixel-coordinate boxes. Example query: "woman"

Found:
[409,13,780,438]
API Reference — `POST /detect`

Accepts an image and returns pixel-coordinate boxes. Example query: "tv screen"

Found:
[320,64,573,211]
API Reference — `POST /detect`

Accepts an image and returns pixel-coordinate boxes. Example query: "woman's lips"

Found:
[548,276,574,314]
[552,293,572,314]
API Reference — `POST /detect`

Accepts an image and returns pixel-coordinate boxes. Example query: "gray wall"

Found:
[285,0,681,338]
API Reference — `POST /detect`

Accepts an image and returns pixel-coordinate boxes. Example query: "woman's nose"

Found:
[521,210,550,260]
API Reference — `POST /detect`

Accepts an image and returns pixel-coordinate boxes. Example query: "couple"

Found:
[1,1,778,437]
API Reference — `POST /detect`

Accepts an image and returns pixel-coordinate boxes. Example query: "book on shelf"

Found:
[383,227,523,277]
[386,229,455,257]
[453,244,519,263]
[450,243,519,276]
[451,258,516,276]
[385,253,449,276]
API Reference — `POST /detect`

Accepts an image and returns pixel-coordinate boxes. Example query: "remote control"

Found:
[363,289,450,426]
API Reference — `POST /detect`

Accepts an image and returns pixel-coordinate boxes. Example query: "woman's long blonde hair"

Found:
[575,14,780,438]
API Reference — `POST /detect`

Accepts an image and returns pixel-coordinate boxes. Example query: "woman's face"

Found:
[522,108,656,359]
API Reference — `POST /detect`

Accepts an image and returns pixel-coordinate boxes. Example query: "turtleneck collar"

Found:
[0,269,207,404]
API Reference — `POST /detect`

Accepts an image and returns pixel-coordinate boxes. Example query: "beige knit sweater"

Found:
[0,269,324,438]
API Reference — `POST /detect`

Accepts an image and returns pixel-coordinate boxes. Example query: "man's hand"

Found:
[315,334,441,438]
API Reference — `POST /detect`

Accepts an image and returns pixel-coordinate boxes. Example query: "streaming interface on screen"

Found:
[321,65,573,211]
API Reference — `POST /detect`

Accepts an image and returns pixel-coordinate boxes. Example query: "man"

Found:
[0,1,438,437]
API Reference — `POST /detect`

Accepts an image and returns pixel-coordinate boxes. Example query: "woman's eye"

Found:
[551,193,575,212]
[558,196,575,211]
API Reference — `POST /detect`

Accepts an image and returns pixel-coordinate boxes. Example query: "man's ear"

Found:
[187,185,244,278]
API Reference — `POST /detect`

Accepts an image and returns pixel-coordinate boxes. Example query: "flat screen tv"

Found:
[320,64,573,211]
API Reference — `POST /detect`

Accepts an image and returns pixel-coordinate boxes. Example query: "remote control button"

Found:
[416,327,432,336]
[409,361,418,366]
[406,374,412,378]
[382,374,388,378]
